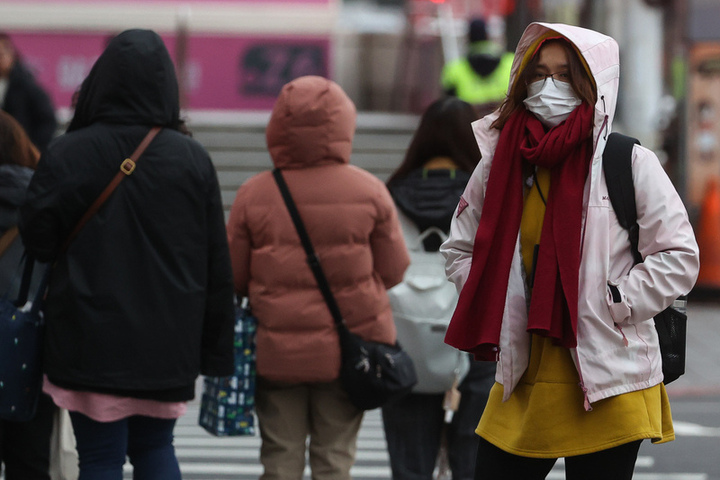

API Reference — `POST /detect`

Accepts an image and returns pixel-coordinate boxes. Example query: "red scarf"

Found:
[445,103,594,360]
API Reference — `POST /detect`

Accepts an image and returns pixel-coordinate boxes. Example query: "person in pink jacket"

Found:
[226,75,410,480]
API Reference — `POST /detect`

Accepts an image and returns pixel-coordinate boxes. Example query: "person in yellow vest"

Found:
[441,18,514,115]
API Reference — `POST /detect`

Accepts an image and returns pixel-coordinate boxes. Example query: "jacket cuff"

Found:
[606,283,631,324]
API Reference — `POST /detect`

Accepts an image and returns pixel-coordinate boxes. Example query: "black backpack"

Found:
[602,132,687,384]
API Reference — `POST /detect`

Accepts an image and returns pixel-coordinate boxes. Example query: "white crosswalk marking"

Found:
[123,406,392,479]
[673,420,720,437]
[116,406,710,480]
[546,474,707,480]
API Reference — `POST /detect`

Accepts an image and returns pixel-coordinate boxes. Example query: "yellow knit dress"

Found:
[475,167,674,458]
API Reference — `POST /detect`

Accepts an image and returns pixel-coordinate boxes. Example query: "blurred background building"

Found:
[0,0,719,223]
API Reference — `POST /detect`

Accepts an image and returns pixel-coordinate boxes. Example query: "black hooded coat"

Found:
[19,29,235,401]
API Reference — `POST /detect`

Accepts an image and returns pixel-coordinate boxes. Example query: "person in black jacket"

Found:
[0,111,56,480]
[383,97,496,480]
[0,34,57,152]
[19,29,235,479]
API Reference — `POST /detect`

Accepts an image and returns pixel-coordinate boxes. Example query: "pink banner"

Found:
[9,32,330,111]
[28,0,330,3]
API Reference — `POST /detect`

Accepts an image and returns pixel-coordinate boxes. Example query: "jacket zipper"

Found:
[579,109,609,261]
[574,105,611,412]
[615,323,629,346]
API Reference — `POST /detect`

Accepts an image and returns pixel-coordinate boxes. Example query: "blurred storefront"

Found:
[683,0,720,219]
[0,0,337,114]
[1,0,717,173]
[338,0,520,113]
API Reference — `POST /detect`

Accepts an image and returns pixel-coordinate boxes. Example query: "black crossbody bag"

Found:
[273,169,417,410]
[603,132,687,384]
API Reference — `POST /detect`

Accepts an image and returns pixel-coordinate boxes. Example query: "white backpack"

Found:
[388,212,470,394]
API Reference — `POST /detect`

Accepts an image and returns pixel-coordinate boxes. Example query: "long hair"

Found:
[0,111,39,169]
[387,96,481,185]
[491,37,596,130]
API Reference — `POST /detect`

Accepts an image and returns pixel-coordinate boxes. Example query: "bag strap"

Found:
[60,126,162,253]
[0,227,28,304]
[21,127,162,311]
[272,169,345,326]
[0,226,19,259]
[602,132,643,265]
[14,252,35,304]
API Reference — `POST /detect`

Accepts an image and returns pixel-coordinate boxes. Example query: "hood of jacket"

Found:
[389,168,471,252]
[266,76,356,170]
[507,23,619,151]
[67,29,180,132]
[389,168,471,234]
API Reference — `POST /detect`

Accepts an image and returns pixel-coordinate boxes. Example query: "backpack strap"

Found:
[603,133,687,383]
[602,132,642,265]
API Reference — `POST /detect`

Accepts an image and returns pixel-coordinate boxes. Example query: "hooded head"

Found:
[265,76,356,169]
[466,18,506,77]
[67,29,180,132]
[492,23,619,137]
[469,18,489,44]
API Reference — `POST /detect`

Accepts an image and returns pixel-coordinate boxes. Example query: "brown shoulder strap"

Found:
[60,126,162,253]
[0,225,19,258]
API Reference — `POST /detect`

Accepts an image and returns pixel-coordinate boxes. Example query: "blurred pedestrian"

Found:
[442,23,699,480]
[19,29,235,479]
[441,18,514,116]
[0,110,56,480]
[382,96,495,480]
[0,33,57,151]
[226,75,410,480]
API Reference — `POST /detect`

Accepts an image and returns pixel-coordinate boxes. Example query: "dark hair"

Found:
[491,37,596,130]
[387,97,481,185]
[0,33,19,63]
[0,111,39,169]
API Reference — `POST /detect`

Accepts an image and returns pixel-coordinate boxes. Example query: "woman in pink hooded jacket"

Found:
[226,76,409,480]
[441,23,698,479]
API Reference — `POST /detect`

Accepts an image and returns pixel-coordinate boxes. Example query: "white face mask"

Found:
[523,78,582,128]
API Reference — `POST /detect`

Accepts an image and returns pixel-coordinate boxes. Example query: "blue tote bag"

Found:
[199,298,257,436]
[0,256,49,421]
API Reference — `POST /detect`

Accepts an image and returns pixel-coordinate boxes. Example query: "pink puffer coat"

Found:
[227,76,410,383]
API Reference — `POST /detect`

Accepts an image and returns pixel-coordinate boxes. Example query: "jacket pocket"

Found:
[606,281,631,324]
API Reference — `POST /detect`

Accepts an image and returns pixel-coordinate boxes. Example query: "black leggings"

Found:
[474,437,643,480]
